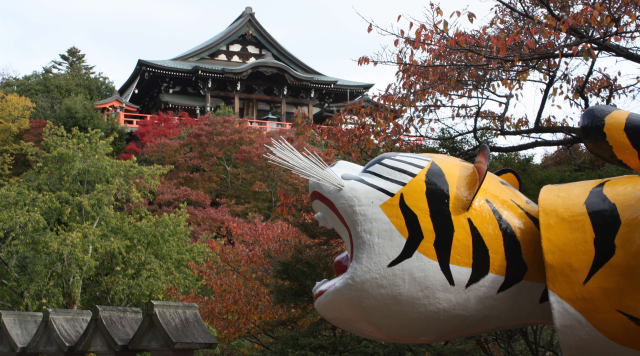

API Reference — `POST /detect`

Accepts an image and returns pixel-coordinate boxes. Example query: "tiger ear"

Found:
[494,168,521,191]
[466,144,490,211]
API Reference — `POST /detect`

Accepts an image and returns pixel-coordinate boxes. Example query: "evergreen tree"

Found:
[0,47,114,122]
[0,47,124,155]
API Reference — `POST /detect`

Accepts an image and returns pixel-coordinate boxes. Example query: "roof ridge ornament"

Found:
[244,6,253,14]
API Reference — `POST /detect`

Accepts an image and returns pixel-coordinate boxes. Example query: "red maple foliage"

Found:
[23,119,47,148]
[10,119,49,176]
[119,111,197,160]
[137,114,320,218]
[170,215,315,343]
[134,112,343,346]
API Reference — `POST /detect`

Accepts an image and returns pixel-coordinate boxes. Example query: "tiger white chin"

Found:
[309,160,552,343]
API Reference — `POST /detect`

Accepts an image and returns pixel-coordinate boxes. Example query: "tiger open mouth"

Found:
[310,191,353,302]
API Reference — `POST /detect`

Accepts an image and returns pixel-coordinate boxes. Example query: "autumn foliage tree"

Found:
[172,216,322,346]
[0,93,35,179]
[360,0,640,157]
[128,113,313,219]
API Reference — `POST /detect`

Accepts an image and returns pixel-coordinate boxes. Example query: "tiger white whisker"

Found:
[264,138,345,190]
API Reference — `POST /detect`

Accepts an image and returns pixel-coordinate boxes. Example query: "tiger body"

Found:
[310,153,553,344]
[272,105,640,355]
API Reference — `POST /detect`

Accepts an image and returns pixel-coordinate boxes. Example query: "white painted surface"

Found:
[548,291,640,356]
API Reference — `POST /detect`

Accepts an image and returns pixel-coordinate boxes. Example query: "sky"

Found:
[1,0,564,160]
[0,0,485,94]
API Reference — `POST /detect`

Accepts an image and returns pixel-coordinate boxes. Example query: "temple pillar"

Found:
[308,100,314,122]
[205,90,211,114]
[234,92,240,117]
[281,98,286,122]
[253,99,258,120]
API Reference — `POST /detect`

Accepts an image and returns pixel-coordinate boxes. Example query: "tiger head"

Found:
[267,142,552,343]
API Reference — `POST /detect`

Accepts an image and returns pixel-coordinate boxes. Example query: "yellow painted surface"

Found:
[540,176,640,350]
[380,154,545,284]
[498,172,520,191]
[603,110,640,171]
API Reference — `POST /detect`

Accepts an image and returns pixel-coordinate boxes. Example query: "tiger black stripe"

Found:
[617,310,640,327]
[378,162,418,178]
[341,174,394,197]
[466,218,490,288]
[486,199,528,293]
[511,199,540,230]
[624,111,640,164]
[388,193,424,268]
[583,180,621,285]
[539,286,549,304]
[580,106,633,169]
[426,161,456,286]
[362,169,407,186]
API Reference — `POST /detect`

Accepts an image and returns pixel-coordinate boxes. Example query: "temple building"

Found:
[111,6,374,125]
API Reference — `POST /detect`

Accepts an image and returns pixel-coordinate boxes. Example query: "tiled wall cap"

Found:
[75,306,143,352]
[26,309,91,353]
[0,311,42,353]
[128,301,217,351]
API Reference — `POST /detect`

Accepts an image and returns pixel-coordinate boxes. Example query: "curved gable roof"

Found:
[172,7,322,76]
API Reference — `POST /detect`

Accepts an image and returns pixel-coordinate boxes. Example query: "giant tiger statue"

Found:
[266,105,640,356]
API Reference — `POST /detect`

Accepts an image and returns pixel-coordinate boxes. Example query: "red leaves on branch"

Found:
[294,100,419,166]
[360,0,640,154]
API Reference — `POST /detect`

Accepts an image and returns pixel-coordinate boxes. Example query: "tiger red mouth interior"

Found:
[310,191,353,301]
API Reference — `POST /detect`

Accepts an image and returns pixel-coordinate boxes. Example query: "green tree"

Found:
[0,125,202,311]
[51,95,127,156]
[214,103,236,118]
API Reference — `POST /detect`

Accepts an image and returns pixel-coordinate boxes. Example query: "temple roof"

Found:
[118,6,373,94]
[95,90,139,109]
[172,7,321,75]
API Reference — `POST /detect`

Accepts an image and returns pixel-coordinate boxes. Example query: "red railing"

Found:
[113,112,293,132]
[111,112,424,144]
[120,112,153,127]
